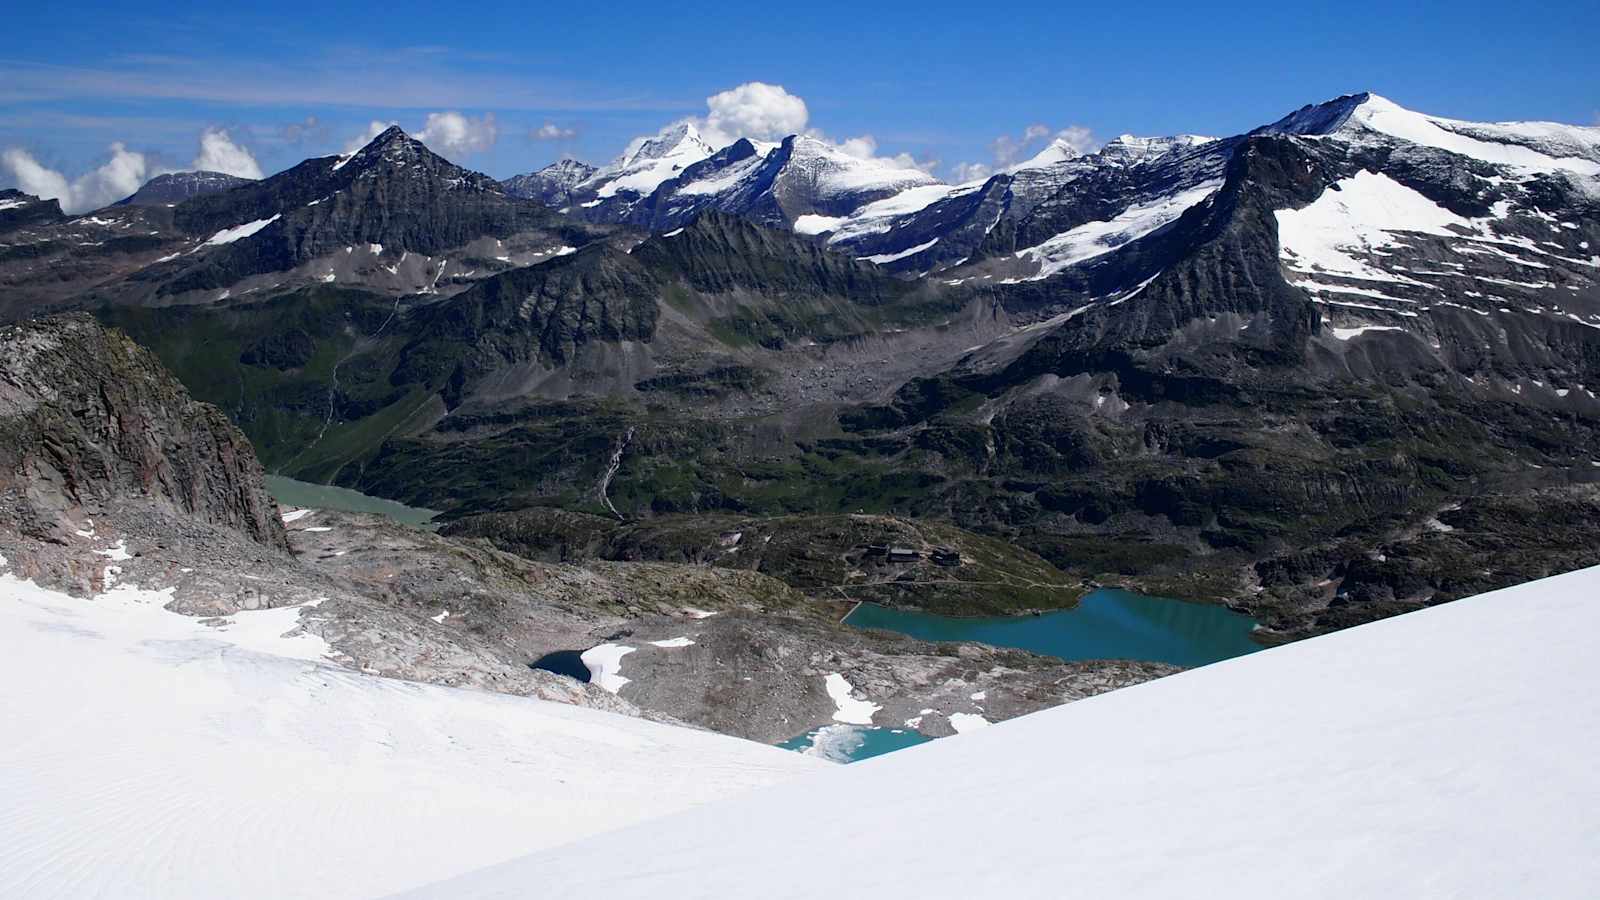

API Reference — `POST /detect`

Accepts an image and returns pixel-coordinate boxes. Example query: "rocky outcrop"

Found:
[0,189,66,233]
[0,314,287,550]
[158,127,593,294]
[116,171,253,206]
[501,159,598,207]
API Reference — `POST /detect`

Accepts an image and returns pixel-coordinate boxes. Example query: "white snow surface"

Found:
[859,238,938,265]
[946,711,991,733]
[824,672,879,725]
[1345,95,1600,175]
[1275,170,1471,282]
[1017,179,1223,279]
[1268,93,1600,175]
[794,182,973,243]
[0,575,817,900]
[202,214,280,246]
[580,642,636,693]
[409,565,1600,899]
[585,122,716,200]
[1328,323,1407,340]
[785,135,939,198]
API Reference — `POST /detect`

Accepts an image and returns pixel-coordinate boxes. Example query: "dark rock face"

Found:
[0,314,288,550]
[159,127,583,293]
[0,189,67,233]
[116,171,253,207]
[501,159,598,207]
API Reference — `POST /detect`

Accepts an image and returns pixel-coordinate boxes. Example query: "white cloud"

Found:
[416,111,498,157]
[697,82,809,147]
[532,122,577,141]
[1053,125,1098,155]
[2,142,152,213]
[343,120,398,155]
[834,135,878,159]
[887,151,940,175]
[3,125,267,213]
[191,127,263,179]
[950,161,994,183]
[808,130,937,174]
[281,115,321,143]
[621,82,933,178]
[951,122,1100,183]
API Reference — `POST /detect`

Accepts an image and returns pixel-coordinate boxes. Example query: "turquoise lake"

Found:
[843,587,1263,669]
[777,725,933,763]
[264,475,438,528]
[779,588,1263,763]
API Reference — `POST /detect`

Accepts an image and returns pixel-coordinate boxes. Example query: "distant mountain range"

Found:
[2,91,1597,639]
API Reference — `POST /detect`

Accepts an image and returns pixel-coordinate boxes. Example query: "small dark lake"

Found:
[843,587,1262,669]
[530,650,592,683]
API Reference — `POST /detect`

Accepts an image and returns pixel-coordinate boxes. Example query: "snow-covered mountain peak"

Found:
[583,121,718,199]
[1262,92,1600,175]
[500,158,599,205]
[1011,136,1084,171]
[781,134,941,197]
[1094,134,1216,167]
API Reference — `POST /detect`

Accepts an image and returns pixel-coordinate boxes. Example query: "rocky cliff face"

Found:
[0,314,287,551]
[0,189,66,232]
[116,171,254,206]
[501,159,598,207]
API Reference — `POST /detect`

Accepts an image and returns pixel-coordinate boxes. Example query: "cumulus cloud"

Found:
[886,151,940,174]
[951,122,1099,183]
[950,161,995,183]
[416,111,498,157]
[2,142,153,213]
[281,115,322,143]
[696,82,809,147]
[804,130,937,173]
[2,124,268,213]
[1053,125,1098,155]
[531,122,577,141]
[191,127,263,179]
[623,81,933,176]
[342,120,399,155]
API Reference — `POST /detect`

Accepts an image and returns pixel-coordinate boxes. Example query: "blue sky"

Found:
[3,0,1597,201]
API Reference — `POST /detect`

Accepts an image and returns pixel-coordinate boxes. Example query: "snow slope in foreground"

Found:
[407,566,1600,899]
[0,575,820,900]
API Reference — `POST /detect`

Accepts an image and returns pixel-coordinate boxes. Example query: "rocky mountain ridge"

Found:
[2,91,1597,642]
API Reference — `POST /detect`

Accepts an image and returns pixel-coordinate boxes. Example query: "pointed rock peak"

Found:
[372,124,414,146]
[621,120,715,166]
[1257,91,1385,137]
[1012,136,1083,171]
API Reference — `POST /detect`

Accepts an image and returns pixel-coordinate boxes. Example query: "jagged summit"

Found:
[335,124,452,174]
[1258,91,1379,136]
[1010,136,1083,172]
[578,121,718,200]
[501,158,599,205]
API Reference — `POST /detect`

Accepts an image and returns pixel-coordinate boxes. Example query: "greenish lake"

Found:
[844,587,1262,669]
[264,475,438,528]
[777,724,933,763]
